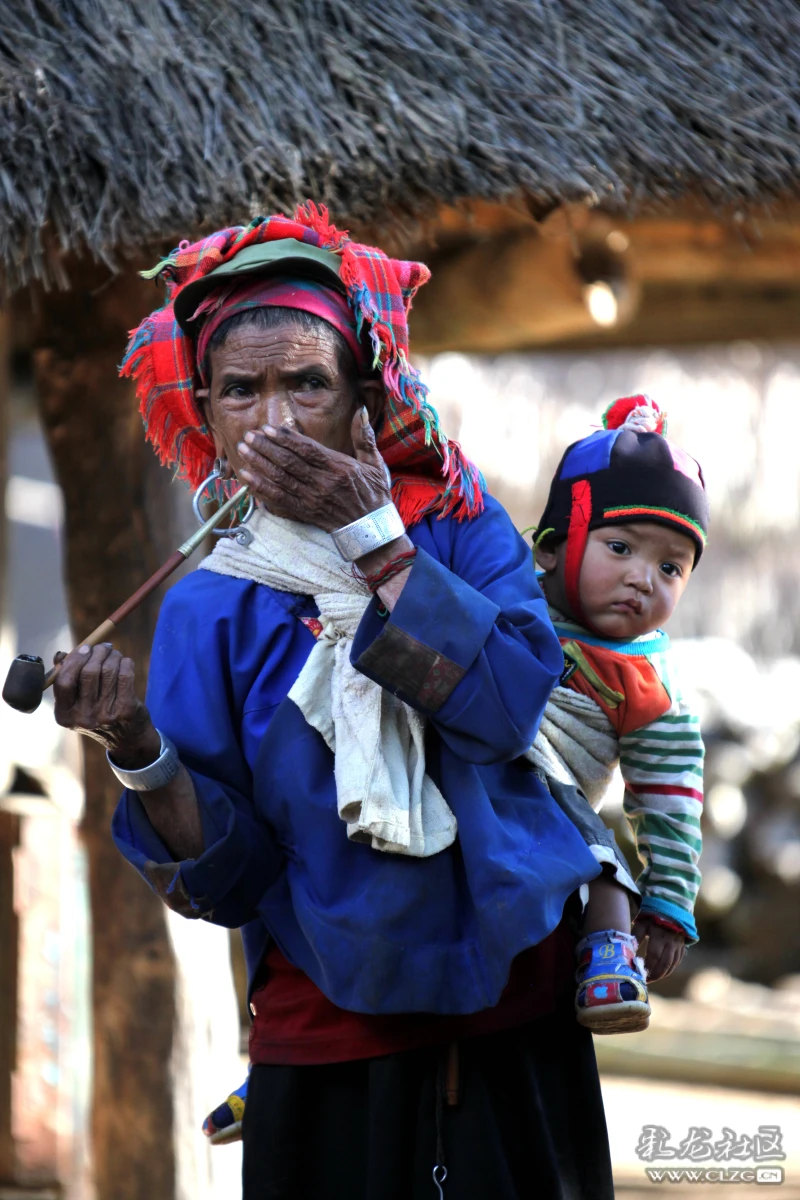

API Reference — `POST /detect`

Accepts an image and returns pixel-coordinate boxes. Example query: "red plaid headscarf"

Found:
[121,203,484,527]
[193,276,371,380]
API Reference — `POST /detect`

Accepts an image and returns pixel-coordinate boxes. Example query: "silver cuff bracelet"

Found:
[107,730,181,792]
[331,502,405,562]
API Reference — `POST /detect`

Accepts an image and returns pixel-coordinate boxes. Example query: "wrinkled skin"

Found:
[53,643,151,756]
[53,317,414,805]
[197,320,391,532]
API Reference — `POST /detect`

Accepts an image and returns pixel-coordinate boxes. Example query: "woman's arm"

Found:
[351,497,565,764]
[56,574,293,926]
[53,643,205,859]
[136,769,206,861]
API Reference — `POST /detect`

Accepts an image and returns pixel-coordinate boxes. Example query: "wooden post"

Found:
[0,308,20,1186]
[31,265,178,1200]
[0,808,19,1187]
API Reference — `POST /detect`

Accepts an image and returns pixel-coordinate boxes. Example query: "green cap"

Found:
[173,239,344,333]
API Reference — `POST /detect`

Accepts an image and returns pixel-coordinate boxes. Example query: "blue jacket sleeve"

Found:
[111,572,295,928]
[350,497,563,764]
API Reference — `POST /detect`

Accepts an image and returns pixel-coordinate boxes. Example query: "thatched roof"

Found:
[3,0,800,292]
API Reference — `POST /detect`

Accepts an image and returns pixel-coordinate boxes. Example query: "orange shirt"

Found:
[559,638,671,737]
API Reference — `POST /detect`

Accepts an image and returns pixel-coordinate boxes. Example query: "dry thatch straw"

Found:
[2,0,800,292]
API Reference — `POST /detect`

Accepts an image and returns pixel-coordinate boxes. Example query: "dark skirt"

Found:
[241,1005,613,1200]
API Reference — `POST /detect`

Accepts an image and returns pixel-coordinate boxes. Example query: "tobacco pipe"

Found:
[2,486,251,714]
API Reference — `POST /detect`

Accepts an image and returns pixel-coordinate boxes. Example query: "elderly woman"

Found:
[53,206,612,1200]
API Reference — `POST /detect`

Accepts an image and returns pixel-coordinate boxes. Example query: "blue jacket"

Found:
[112,496,599,1015]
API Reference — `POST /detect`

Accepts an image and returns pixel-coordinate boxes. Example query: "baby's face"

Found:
[540,522,696,639]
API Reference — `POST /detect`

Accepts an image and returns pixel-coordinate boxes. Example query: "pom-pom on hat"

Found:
[536,395,708,626]
[601,394,668,435]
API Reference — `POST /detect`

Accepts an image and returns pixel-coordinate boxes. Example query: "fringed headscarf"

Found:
[193,276,371,381]
[121,203,484,528]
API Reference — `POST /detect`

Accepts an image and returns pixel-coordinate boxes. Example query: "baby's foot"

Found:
[202,1076,248,1145]
[575,929,650,1034]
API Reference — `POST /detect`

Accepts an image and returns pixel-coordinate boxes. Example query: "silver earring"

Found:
[192,458,255,546]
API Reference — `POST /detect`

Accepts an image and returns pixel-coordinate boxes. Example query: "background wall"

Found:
[422,341,800,991]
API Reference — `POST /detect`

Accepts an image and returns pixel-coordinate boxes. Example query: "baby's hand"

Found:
[632,917,686,982]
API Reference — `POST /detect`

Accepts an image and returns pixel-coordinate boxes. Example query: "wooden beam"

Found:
[404,197,800,287]
[611,217,800,288]
[539,281,800,350]
[409,228,609,353]
[595,1022,800,1095]
[405,201,800,354]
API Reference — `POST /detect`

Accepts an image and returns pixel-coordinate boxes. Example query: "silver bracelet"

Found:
[330,502,405,562]
[107,730,181,792]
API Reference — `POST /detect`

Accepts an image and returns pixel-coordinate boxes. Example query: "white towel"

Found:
[526,686,619,810]
[200,507,457,857]
[527,687,640,896]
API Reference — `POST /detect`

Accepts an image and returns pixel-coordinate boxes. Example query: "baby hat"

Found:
[536,395,709,620]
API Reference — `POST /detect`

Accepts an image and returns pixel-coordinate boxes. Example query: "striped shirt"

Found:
[552,612,703,942]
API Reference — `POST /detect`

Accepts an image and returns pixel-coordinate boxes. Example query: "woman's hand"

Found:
[633,916,686,982]
[53,643,161,768]
[54,644,205,862]
[237,407,391,532]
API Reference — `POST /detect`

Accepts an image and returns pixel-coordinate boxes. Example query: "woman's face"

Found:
[196,316,382,476]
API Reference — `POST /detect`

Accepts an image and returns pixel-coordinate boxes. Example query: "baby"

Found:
[529,395,708,1034]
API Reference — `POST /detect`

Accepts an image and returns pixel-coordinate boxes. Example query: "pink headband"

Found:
[193,275,370,383]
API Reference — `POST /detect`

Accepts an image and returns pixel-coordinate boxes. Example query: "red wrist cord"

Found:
[362,548,417,592]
